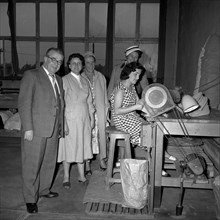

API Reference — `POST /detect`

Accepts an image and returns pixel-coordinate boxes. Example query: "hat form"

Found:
[142,83,176,117]
[125,45,142,57]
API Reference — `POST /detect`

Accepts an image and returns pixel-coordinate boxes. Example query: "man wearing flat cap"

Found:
[107,45,149,99]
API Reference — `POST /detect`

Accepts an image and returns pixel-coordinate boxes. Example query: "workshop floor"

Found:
[0,137,219,220]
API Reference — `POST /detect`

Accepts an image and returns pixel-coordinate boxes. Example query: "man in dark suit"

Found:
[18,47,65,214]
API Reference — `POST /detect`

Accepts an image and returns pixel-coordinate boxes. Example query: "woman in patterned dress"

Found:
[110,62,146,147]
[110,62,176,176]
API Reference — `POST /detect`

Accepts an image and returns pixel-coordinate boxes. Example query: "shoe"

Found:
[167,155,176,161]
[85,170,92,176]
[100,159,107,171]
[165,152,176,161]
[100,166,106,171]
[40,191,59,198]
[26,203,38,214]
[162,170,170,177]
[115,160,120,168]
[63,181,71,190]
[78,179,89,185]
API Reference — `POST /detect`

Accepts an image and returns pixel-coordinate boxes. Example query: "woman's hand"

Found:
[136,99,144,110]
[114,89,144,114]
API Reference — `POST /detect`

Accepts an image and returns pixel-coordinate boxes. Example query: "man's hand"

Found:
[24,130,33,141]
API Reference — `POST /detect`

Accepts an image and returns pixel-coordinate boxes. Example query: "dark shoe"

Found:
[40,191,59,198]
[100,159,107,171]
[100,166,107,171]
[26,203,38,214]
[78,179,89,185]
[85,170,92,176]
[63,181,71,190]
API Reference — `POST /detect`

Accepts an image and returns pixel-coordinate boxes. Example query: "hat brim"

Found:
[125,48,142,57]
[84,51,96,59]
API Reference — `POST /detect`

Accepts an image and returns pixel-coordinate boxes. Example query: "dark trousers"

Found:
[21,118,59,203]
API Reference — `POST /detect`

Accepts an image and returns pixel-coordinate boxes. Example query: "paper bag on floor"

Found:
[120,159,148,209]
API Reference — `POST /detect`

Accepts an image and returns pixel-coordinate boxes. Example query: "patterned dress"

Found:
[110,82,146,146]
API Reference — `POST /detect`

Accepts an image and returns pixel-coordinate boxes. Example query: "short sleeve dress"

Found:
[110,82,146,146]
[57,73,94,163]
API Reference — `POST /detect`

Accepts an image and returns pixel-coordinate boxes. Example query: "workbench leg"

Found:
[154,186,162,208]
[154,125,164,208]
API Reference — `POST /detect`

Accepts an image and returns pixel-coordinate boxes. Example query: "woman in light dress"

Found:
[82,51,109,171]
[58,53,94,188]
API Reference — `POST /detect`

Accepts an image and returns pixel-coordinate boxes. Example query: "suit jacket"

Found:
[18,66,64,138]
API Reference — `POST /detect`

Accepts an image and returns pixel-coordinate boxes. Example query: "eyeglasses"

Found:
[47,56,63,66]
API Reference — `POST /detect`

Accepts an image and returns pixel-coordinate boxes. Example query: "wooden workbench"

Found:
[142,109,220,209]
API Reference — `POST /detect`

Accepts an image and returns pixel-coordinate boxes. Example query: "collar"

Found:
[70,72,81,80]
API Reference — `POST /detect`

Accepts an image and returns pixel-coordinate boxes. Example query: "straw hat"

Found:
[125,45,142,57]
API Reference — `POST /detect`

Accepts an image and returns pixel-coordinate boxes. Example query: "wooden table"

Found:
[142,110,220,210]
[0,93,20,137]
[0,93,18,109]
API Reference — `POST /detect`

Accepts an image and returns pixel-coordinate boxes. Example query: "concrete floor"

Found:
[0,137,219,220]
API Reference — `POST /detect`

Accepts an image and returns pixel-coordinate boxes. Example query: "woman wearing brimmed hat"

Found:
[107,45,149,99]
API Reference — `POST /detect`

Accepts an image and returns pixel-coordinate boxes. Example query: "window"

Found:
[89,3,107,37]
[89,42,106,66]
[17,41,36,71]
[16,3,35,36]
[0,3,10,36]
[140,3,159,38]
[115,3,136,38]
[40,3,57,37]
[65,42,85,60]
[65,3,85,38]
[0,0,160,80]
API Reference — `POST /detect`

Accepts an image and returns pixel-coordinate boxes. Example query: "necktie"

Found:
[49,74,58,95]
[49,74,61,108]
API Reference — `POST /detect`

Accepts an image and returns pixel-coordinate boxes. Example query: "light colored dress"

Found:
[110,82,146,146]
[58,72,95,163]
[82,73,99,154]
[82,70,108,160]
